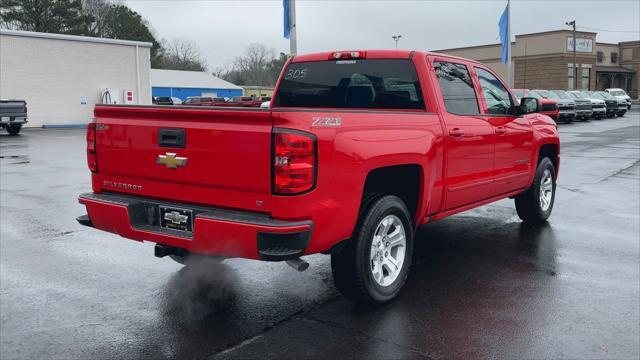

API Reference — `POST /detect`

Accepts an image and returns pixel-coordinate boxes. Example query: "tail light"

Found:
[86,121,97,172]
[272,129,317,195]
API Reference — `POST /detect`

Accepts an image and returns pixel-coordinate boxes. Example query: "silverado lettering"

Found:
[78,50,560,305]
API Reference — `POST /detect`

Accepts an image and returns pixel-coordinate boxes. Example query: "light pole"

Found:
[566,20,577,90]
[392,35,402,49]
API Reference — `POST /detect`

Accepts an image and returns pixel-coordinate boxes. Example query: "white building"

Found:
[0,30,152,128]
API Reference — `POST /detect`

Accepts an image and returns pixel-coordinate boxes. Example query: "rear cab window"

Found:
[274,59,425,110]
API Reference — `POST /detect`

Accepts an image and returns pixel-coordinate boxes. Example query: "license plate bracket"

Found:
[159,206,193,233]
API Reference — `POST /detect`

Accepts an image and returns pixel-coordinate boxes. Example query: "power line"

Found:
[577,26,640,33]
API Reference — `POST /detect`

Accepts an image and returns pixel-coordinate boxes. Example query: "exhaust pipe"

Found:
[154,244,184,258]
[285,258,309,272]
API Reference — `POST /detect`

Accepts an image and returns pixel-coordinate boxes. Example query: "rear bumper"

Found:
[78,192,312,261]
[0,116,27,125]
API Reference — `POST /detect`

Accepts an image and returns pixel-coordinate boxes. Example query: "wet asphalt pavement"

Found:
[1,109,639,359]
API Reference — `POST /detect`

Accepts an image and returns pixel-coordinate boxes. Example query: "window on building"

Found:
[611,52,619,64]
[581,68,591,90]
[568,64,576,90]
[433,62,479,115]
[596,51,604,63]
[474,67,513,115]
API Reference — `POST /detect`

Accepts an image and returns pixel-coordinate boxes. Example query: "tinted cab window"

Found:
[474,67,513,115]
[434,61,479,115]
[274,59,424,109]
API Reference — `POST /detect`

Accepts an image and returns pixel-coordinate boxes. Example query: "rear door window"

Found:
[274,59,424,110]
[433,62,480,115]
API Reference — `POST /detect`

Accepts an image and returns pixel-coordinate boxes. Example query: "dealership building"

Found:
[0,30,152,128]
[436,29,639,98]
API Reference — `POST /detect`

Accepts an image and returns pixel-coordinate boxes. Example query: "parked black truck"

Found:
[0,100,27,135]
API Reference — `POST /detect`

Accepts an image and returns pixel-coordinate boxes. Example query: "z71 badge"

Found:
[312,117,342,127]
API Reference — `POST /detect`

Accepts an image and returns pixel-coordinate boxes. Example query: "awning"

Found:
[596,66,636,74]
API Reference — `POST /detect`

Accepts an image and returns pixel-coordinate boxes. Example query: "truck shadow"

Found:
[319,216,560,359]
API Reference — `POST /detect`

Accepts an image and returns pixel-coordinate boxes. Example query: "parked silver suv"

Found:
[605,88,632,110]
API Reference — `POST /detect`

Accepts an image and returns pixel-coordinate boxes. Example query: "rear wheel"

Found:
[6,124,21,135]
[515,157,556,224]
[331,195,414,306]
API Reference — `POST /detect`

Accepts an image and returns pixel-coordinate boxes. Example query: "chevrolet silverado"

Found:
[77,50,560,305]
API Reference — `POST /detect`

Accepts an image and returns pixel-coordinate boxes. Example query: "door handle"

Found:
[448,128,465,137]
[495,126,507,135]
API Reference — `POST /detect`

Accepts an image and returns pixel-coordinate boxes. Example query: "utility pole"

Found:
[506,0,512,88]
[392,35,402,49]
[523,43,527,89]
[566,20,577,90]
[289,0,297,55]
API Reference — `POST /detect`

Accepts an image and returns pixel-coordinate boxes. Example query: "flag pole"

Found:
[289,0,297,55]
[506,0,512,87]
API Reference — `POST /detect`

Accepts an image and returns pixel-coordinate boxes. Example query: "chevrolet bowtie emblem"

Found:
[164,211,188,225]
[157,153,187,169]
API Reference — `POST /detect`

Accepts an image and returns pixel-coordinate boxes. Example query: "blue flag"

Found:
[283,0,291,39]
[498,3,509,64]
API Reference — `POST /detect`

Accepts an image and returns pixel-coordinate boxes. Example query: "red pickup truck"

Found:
[77,50,559,305]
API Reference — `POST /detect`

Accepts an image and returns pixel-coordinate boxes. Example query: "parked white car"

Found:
[260,101,270,108]
[605,88,632,110]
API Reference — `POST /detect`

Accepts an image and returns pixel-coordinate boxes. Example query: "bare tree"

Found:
[234,43,277,86]
[159,38,208,71]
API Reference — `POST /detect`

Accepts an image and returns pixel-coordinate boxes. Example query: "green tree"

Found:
[268,52,288,85]
[0,0,93,34]
[101,4,163,67]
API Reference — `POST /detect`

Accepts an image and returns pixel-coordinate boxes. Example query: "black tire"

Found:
[6,124,21,135]
[331,195,414,306]
[515,157,556,224]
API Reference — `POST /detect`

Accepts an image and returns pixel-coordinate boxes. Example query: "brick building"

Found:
[435,30,639,98]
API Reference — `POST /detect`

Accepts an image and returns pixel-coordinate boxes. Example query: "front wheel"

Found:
[331,195,414,306]
[6,124,22,135]
[514,157,556,224]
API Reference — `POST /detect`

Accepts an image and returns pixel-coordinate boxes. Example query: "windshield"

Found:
[569,92,586,99]
[609,90,627,96]
[588,92,605,100]
[528,90,542,99]
[597,91,615,100]
[550,90,569,99]
[274,59,424,109]
[542,91,561,100]
[534,90,550,98]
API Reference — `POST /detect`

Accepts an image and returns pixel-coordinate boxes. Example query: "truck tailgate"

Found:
[93,105,273,212]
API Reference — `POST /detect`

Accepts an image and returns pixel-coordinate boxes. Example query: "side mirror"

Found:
[520,97,540,115]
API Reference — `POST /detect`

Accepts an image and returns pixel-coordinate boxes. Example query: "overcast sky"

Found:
[125,0,640,70]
